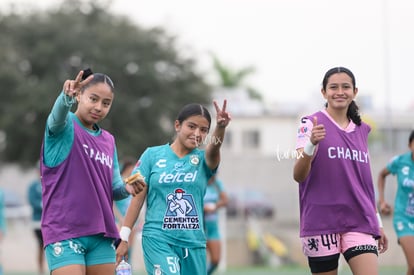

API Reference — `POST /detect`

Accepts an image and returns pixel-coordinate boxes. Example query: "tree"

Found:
[211,53,262,100]
[0,0,211,166]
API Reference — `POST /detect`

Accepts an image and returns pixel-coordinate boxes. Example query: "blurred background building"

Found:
[1,0,413,272]
[2,88,412,272]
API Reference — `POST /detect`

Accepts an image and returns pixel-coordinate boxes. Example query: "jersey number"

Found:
[166,256,180,273]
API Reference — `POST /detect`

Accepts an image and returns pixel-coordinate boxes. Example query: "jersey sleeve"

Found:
[112,147,130,201]
[386,155,400,175]
[132,148,151,182]
[43,93,75,167]
[27,182,42,211]
[46,92,75,136]
[216,179,225,192]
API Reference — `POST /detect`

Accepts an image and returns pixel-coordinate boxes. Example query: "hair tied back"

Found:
[82,68,93,80]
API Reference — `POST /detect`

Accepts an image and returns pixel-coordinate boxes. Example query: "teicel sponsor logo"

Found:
[158,171,198,183]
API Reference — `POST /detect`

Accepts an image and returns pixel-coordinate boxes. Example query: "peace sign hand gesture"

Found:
[62,70,94,97]
[213,99,231,128]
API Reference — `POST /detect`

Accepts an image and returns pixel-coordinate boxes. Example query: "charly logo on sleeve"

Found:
[162,188,200,230]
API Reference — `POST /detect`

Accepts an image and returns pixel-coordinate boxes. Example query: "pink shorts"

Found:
[301,232,377,257]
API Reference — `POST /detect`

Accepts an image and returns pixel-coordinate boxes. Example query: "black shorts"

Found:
[34,228,44,247]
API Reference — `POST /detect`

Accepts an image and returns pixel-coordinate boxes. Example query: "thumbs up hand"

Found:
[309,116,326,146]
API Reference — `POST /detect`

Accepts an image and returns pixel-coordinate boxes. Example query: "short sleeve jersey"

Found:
[134,144,214,248]
[386,152,414,220]
[27,180,43,222]
[204,179,225,222]
[115,196,132,216]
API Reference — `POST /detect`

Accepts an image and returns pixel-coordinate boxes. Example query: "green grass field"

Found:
[6,265,407,275]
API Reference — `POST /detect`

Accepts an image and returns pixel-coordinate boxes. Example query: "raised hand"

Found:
[62,70,94,97]
[309,116,326,145]
[213,99,231,128]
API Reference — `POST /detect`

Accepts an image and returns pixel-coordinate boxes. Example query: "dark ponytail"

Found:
[347,100,361,126]
[80,68,115,93]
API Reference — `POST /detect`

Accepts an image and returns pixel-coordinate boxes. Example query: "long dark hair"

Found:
[322,67,361,126]
[80,68,115,93]
[176,103,212,129]
[409,130,414,145]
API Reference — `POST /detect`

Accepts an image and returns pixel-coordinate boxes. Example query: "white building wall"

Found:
[221,115,299,157]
